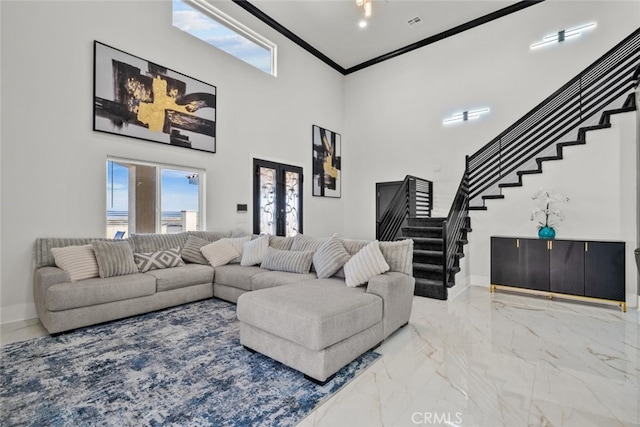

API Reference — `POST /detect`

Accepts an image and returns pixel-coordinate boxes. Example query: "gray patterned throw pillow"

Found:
[134,248,185,273]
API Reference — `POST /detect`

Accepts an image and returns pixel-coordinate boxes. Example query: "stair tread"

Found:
[557,140,585,148]
[402,226,443,231]
[413,263,443,272]
[410,237,444,243]
[413,249,443,256]
[469,206,487,211]
[537,156,561,162]
[482,194,504,200]
[414,278,444,287]
[518,169,541,176]
[580,123,611,131]
[499,182,521,188]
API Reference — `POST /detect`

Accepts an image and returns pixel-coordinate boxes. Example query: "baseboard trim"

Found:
[448,279,470,301]
[1,303,37,325]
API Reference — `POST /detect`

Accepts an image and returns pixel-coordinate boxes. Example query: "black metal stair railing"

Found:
[377,175,433,241]
[468,28,640,207]
[434,29,640,298]
[441,167,470,290]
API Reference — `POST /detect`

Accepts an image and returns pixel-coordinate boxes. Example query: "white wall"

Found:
[0,0,345,323]
[343,0,640,239]
[465,112,638,306]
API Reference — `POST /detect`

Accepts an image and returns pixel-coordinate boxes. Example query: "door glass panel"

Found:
[285,171,301,237]
[259,166,277,235]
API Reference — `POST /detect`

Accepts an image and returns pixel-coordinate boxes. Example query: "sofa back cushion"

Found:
[268,235,294,250]
[130,232,189,254]
[290,234,328,252]
[187,230,231,242]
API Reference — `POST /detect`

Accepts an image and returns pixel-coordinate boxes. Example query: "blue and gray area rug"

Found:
[0,299,380,426]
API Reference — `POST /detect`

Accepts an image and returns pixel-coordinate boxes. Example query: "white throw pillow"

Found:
[220,236,251,263]
[241,234,269,266]
[343,240,390,287]
[379,239,414,275]
[51,245,99,282]
[200,239,241,267]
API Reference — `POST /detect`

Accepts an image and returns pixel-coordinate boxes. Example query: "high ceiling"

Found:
[216,0,537,73]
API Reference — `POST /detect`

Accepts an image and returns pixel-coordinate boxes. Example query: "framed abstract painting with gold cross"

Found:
[312,125,341,198]
[93,41,216,153]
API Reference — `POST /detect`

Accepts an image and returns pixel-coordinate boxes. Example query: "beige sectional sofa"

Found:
[33,231,415,382]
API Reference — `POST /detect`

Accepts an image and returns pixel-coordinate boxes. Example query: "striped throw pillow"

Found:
[379,239,414,275]
[260,247,315,274]
[50,245,99,282]
[134,248,185,273]
[313,236,351,279]
[91,240,139,278]
[200,239,240,267]
[343,240,390,287]
[220,236,251,263]
[181,235,210,265]
[241,234,269,266]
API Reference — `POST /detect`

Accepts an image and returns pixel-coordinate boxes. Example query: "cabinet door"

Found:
[584,241,625,301]
[519,239,550,291]
[550,240,585,296]
[491,237,520,286]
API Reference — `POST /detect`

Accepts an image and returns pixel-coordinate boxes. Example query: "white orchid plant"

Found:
[530,188,569,230]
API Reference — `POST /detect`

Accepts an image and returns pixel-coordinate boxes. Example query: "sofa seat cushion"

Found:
[237,284,382,351]
[251,271,317,291]
[45,273,156,311]
[145,264,214,292]
[213,265,269,291]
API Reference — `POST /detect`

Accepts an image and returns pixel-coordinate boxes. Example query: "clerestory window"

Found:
[172,0,277,76]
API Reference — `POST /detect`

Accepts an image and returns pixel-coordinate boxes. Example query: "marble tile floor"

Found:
[2,286,638,426]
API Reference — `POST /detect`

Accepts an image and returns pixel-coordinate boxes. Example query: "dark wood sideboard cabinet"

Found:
[490,236,626,311]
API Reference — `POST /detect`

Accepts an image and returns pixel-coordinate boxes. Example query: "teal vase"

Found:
[538,226,555,239]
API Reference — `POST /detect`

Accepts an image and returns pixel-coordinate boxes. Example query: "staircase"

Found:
[400,216,471,299]
[378,29,639,301]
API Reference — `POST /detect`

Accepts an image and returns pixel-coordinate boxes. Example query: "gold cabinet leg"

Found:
[621,302,627,313]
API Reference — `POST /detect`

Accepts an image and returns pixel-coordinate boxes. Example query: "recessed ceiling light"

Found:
[359,20,367,28]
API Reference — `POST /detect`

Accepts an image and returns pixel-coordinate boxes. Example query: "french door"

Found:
[253,159,303,236]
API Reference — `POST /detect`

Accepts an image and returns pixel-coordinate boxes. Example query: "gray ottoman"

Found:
[237,283,384,383]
